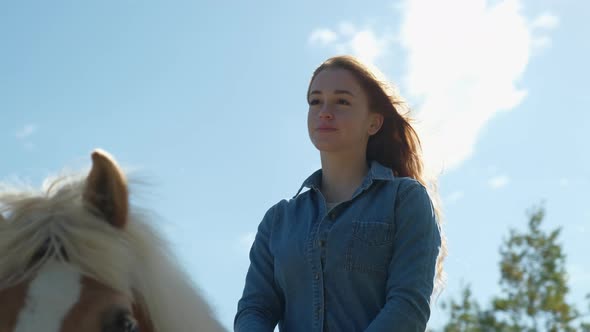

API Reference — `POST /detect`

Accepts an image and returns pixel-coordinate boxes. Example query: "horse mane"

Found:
[0,173,224,331]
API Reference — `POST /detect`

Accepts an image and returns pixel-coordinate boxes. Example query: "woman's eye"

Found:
[309,99,320,106]
[337,98,351,105]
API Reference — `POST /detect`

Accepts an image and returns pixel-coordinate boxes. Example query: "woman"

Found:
[235,55,446,332]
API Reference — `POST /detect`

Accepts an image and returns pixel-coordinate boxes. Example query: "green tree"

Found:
[579,293,590,332]
[441,284,480,332]
[441,283,508,332]
[441,205,589,331]
[492,205,577,331]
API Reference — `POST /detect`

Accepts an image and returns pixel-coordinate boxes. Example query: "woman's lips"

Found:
[317,126,337,132]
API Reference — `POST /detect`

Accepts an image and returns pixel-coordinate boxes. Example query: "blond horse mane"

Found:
[0,157,226,331]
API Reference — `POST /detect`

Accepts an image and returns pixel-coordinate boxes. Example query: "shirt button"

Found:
[319,239,326,247]
[314,273,320,280]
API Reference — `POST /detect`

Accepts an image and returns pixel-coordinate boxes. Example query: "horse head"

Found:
[0,150,226,332]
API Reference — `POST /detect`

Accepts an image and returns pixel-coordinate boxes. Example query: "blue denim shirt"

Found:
[235,161,441,332]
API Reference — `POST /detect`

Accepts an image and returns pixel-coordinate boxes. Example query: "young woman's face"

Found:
[307,68,382,154]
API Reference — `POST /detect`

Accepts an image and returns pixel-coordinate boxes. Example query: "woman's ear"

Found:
[368,113,384,136]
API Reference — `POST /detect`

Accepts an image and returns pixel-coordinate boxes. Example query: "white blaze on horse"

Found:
[0,150,226,332]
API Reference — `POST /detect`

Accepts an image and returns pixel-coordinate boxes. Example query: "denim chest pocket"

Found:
[352,221,393,246]
[345,221,394,274]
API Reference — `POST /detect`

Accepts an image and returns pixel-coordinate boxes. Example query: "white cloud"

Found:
[446,191,465,204]
[488,175,510,189]
[348,30,387,65]
[308,22,392,65]
[559,178,569,187]
[15,124,37,139]
[309,28,338,46]
[531,35,553,50]
[531,13,559,30]
[237,232,256,252]
[308,0,557,174]
[400,0,557,173]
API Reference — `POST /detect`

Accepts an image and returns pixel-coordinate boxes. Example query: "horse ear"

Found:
[83,149,129,228]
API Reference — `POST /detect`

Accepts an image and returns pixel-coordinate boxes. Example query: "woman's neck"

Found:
[319,151,369,204]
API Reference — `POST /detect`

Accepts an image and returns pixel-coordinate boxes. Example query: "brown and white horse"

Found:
[0,150,226,332]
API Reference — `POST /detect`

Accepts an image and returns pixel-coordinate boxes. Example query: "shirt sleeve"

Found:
[234,204,284,332]
[364,181,441,332]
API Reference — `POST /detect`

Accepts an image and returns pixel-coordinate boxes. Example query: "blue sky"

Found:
[1,0,588,330]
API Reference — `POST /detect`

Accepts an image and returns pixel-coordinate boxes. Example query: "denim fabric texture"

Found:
[235,161,441,332]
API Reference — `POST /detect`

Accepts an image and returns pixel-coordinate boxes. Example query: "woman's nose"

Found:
[318,105,334,119]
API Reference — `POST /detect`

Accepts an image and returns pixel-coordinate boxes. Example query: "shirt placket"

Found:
[310,190,339,332]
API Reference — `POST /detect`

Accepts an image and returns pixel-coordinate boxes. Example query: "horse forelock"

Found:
[0,175,134,294]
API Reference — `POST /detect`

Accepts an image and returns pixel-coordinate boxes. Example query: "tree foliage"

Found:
[441,205,590,331]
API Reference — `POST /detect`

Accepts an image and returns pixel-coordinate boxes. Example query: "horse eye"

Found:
[116,313,138,332]
[103,309,139,332]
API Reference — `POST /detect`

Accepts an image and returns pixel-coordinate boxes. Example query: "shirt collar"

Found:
[293,160,394,198]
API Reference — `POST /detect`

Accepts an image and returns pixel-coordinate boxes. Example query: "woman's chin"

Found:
[311,140,339,152]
